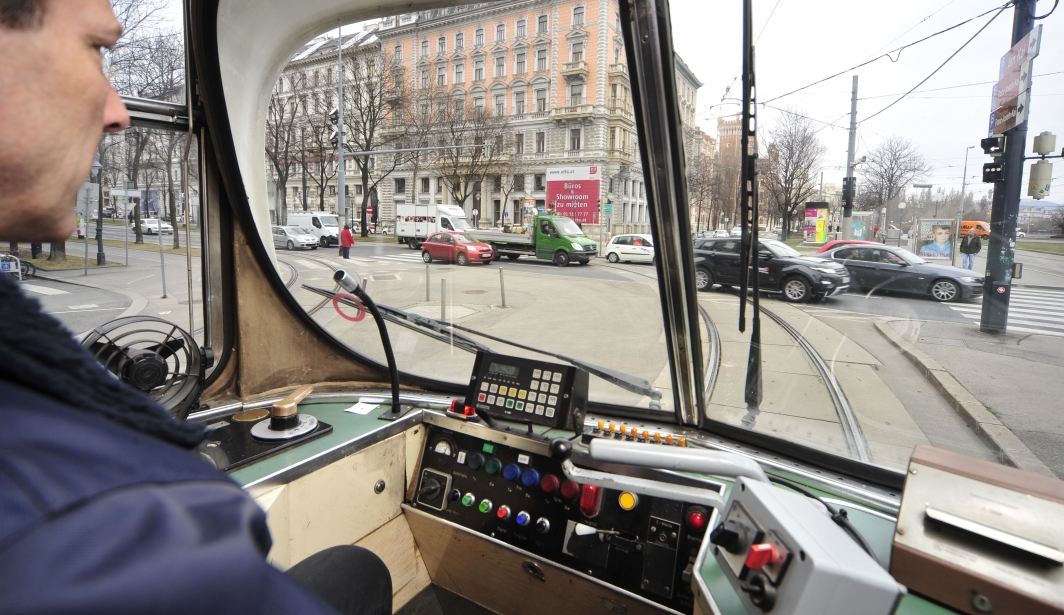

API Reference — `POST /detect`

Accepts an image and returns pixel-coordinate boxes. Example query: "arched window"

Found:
[573,6,585,26]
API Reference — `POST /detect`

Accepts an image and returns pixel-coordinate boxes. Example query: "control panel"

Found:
[467,351,588,429]
[412,425,711,614]
[709,478,901,615]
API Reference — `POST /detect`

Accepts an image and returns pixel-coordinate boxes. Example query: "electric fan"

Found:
[81,316,205,420]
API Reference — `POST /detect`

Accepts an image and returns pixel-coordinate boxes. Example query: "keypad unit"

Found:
[468,351,588,429]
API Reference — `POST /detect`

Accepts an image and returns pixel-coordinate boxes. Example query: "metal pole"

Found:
[842,75,858,240]
[96,176,105,265]
[952,146,973,267]
[440,278,446,321]
[124,197,129,265]
[425,264,430,302]
[336,26,346,220]
[499,267,507,308]
[83,186,89,276]
[158,217,167,298]
[981,0,1036,333]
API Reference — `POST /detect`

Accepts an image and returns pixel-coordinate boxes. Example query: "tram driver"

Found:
[0,2,391,613]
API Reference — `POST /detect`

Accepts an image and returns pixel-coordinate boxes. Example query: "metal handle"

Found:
[272,384,314,418]
[588,438,769,484]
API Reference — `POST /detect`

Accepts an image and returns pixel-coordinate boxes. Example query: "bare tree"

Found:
[1050,209,1064,235]
[265,91,300,226]
[300,90,339,214]
[687,154,718,233]
[761,110,826,240]
[434,101,511,216]
[859,135,932,224]
[343,47,406,237]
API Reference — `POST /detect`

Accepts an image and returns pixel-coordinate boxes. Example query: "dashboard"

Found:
[408,422,721,614]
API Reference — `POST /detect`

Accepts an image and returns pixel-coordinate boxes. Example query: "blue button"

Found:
[448,489,461,502]
[521,469,540,487]
[503,463,522,481]
[516,511,531,526]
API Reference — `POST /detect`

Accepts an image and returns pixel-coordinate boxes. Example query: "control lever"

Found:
[588,438,769,484]
[250,384,319,441]
[549,439,733,510]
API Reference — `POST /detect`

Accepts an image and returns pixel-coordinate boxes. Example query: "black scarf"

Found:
[0,274,206,448]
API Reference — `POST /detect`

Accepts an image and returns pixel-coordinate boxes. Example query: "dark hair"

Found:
[0,0,44,29]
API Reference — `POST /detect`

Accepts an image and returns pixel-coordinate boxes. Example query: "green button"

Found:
[467,453,485,470]
[505,399,515,409]
[478,500,493,514]
[515,401,524,411]
[484,458,502,476]
[461,494,475,507]
[482,443,495,454]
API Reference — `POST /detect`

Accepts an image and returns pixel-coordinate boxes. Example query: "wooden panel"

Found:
[405,425,428,494]
[281,433,405,567]
[355,515,433,612]
[253,485,291,569]
[405,507,670,615]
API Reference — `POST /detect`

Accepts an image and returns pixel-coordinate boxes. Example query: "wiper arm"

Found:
[301,285,488,355]
[302,285,661,405]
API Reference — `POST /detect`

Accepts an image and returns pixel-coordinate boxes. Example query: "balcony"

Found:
[561,60,588,79]
[608,63,628,77]
[551,103,594,121]
[608,106,634,124]
[608,148,633,163]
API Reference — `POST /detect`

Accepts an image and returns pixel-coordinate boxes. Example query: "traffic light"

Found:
[328,108,340,147]
[980,136,1005,157]
[842,176,856,209]
[982,162,1004,183]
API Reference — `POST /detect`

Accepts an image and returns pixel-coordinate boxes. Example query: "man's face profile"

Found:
[0,0,130,243]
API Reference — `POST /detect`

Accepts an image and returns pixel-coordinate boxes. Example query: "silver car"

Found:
[272,226,319,250]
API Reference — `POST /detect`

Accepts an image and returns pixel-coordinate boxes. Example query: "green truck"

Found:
[465,215,598,266]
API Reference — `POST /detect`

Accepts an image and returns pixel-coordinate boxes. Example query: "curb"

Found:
[873,319,1055,477]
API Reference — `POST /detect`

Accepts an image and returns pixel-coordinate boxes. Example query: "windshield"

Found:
[453,234,474,244]
[230,0,1063,480]
[761,239,800,258]
[553,218,585,237]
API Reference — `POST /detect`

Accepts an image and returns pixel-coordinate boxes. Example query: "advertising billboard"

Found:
[546,165,602,224]
[850,211,874,240]
[917,219,956,260]
[803,202,829,243]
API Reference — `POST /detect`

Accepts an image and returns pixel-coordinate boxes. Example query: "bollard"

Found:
[441,278,447,321]
[425,264,430,302]
[157,219,168,298]
[499,267,507,308]
[363,278,371,294]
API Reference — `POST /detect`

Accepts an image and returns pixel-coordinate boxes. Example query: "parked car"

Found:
[138,218,173,235]
[815,239,879,254]
[693,238,849,302]
[729,226,743,237]
[1016,230,1026,238]
[823,244,983,302]
[421,231,494,265]
[713,229,730,238]
[272,226,319,250]
[605,234,654,263]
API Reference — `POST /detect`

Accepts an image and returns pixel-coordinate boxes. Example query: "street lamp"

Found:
[897,202,907,247]
[92,160,105,266]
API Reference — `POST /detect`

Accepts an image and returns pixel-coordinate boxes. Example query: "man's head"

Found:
[967,228,977,236]
[0,0,129,242]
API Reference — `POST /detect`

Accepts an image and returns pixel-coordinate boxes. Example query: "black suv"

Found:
[693,238,850,302]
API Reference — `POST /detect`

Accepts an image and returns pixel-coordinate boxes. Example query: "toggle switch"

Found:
[744,543,781,571]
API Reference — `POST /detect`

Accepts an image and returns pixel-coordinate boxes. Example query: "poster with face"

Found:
[918,219,955,259]
[850,212,874,240]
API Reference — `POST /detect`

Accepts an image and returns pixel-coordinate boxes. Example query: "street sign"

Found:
[603,202,612,214]
[998,25,1041,82]
[991,91,1028,136]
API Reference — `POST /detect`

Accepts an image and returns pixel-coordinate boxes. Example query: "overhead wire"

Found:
[859,71,1064,99]
[761,1,1014,106]
[860,4,1010,122]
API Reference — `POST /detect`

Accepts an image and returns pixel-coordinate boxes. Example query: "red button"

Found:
[686,508,708,532]
[744,543,780,571]
[540,474,560,494]
[560,480,581,500]
[578,484,603,518]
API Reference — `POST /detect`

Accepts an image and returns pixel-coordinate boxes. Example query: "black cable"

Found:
[768,476,879,560]
[1034,0,1058,19]
[861,4,1009,123]
[761,2,1014,105]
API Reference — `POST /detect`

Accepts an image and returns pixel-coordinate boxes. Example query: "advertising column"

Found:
[803,202,829,243]
[546,165,602,224]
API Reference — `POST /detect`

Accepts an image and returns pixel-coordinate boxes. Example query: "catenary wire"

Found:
[761,2,1014,106]
[860,4,1009,122]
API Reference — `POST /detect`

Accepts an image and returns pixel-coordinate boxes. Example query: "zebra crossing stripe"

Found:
[943,287,1064,336]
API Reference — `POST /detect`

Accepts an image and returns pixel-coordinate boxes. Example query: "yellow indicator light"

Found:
[678,437,687,447]
[597,420,605,431]
[608,422,616,433]
[665,434,674,445]
[653,433,662,443]
[619,425,627,435]
[642,430,650,440]
[618,492,639,511]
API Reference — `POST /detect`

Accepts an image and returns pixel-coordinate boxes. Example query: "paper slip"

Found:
[344,400,383,415]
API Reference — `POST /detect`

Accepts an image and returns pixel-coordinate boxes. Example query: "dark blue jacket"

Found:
[0,380,336,614]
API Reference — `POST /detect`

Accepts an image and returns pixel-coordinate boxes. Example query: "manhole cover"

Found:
[463,290,487,295]
[368,273,399,281]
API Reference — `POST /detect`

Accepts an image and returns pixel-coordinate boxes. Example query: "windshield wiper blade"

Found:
[301,285,488,355]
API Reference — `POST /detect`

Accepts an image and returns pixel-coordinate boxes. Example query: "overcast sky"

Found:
[671,0,1063,204]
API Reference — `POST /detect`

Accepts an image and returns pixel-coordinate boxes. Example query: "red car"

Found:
[421,231,494,265]
[815,239,878,254]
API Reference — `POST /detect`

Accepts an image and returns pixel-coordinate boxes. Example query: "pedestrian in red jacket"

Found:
[340,224,354,259]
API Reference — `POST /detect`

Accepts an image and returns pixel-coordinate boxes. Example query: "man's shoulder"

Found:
[0,381,232,549]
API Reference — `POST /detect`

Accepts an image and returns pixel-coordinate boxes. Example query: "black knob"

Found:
[418,478,441,498]
[709,519,748,555]
[549,438,573,462]
[740,571,776,611]
[535,518,551,535]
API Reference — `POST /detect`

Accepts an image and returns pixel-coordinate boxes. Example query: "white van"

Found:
[287,212,341,246]
[395,204,471,249]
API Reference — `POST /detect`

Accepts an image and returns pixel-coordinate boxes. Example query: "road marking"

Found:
[21,284,69,295]
[943,287,1064,336]
[68,304,99,309]
[47,307,126,314]
[127,275,153,285]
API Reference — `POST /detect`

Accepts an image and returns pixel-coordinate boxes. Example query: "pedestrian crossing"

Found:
[943,287,1064,337]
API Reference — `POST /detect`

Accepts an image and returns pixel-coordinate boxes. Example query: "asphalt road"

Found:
[20,278,132,334]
